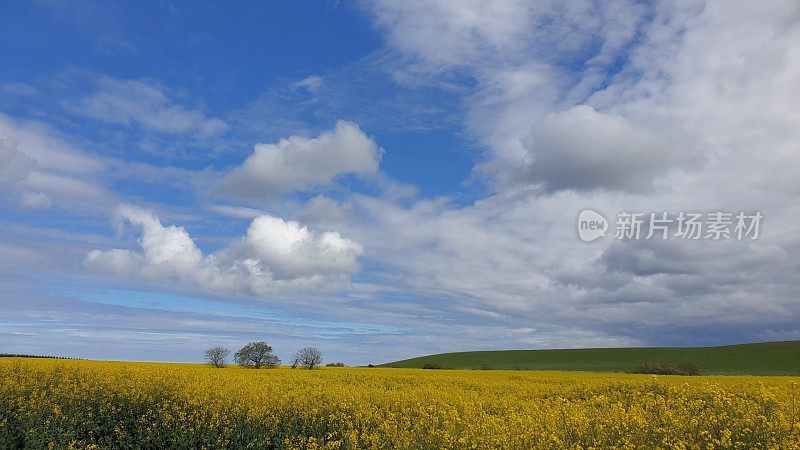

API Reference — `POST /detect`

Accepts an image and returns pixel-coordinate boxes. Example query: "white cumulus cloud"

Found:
[87,204,364,294]
[221,121,382,197]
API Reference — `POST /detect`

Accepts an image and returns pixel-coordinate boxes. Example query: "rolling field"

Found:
[2,358,800,449]
[382,340,800,375]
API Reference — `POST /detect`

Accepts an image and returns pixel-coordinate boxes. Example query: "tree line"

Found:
[204,342,331,369]
[0,354,80,359]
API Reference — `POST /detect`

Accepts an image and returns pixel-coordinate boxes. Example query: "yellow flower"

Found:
[0,358,798,449]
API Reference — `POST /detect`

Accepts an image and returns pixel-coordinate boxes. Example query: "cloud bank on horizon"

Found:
[0,0,798,364]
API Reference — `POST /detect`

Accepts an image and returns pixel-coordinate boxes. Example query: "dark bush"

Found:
[422,363,449,369]
[676,361,700,375]
[630,361,701,376]
[325,362,346,367]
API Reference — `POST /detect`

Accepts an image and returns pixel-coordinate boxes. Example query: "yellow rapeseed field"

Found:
[1,358,798,449]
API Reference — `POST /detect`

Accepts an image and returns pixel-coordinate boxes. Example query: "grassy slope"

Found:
[382,340,800,375]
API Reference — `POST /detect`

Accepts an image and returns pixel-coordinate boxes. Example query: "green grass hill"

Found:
[381,340,800,375]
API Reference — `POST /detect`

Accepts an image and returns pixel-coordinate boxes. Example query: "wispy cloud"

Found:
[64,76,228,136]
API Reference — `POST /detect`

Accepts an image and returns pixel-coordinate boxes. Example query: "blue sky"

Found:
[1,1,799,365]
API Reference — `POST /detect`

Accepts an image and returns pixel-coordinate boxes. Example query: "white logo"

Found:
[577,209,608,242]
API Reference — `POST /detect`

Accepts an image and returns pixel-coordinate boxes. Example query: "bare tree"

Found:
[292,346,323,369]
[234,341,280,368]
[204,346,230,368]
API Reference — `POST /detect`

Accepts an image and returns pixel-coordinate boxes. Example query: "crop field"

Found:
[1,358,799,449]
[384,340,800,375]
